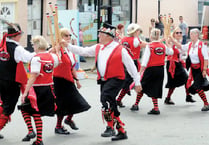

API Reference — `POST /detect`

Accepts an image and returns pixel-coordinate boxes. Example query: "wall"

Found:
[133,0,199,38]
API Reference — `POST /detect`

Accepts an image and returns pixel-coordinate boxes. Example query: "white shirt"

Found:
[133,37,141,48]
[67,41,141,86]
[182,40,208,64]
[30,52,59,74]
[141,41,174,67]
[6,38,35,63]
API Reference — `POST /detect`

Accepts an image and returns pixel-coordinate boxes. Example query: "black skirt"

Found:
[141,66,164,98]
[121,59,140,90]
[188,68,209,94]
[18,85,56,116]
[165,61,188,88]
[53,77,91,116]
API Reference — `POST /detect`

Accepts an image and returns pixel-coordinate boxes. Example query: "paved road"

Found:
[1,58,209,145]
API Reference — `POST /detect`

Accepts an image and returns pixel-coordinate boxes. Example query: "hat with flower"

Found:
[98,22,116,38]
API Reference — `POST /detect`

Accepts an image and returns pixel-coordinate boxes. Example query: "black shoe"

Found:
[32,141,44,145]
[55,127,70,135]
[0,134,3,139]
[186,95,196,103]
[164,97,175,105]
[117,101,125,108]
[147,109,160,115]
[64,119,79,130]
[101,126,115,137]
[201,105,209,111]
[130,105,139,111]
[22,131,36,141]
[111,131,128,141]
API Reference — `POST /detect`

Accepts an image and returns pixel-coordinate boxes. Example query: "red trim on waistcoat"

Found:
[95,44,125,81]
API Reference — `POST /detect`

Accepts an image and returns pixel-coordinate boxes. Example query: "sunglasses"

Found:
[175,32,182,34]
[64,34,72,37]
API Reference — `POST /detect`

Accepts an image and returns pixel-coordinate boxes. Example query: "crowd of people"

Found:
[0,14,209,145]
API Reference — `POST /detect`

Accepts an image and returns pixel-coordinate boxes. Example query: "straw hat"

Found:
[127,23,141,35]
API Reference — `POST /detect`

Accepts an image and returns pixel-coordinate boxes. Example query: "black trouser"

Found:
[0,80,20,116]
[100,78,124,117]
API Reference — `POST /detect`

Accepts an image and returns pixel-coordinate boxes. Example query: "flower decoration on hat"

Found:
[98,22,116,38]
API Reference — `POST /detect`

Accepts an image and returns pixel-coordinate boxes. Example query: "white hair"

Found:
[190,28,200,36]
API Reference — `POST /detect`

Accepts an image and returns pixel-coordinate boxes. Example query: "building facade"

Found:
[0,0,206,48]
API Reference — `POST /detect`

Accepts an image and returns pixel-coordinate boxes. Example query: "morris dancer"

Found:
[131,28,173,115]
[0,23,35,139]
[182,28,209,111]
[53,28,90,135]
[116,23,147,109]
[61,22,142,141]
[164,27,195,105]
[19,36,59,145]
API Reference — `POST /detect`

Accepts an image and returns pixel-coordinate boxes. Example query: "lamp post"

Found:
[158,0,161,16]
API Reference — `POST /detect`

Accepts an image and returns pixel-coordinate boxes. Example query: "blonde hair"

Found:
[60,28,71,38]
[172,27,182,42]
[31,35,48,50]
[150,28,161,41]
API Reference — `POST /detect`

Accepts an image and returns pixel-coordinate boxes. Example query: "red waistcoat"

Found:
[95,44,125,81]
[188,41,204,71]
[167,45,180,62]
[53,48,75,83]
[147,42,166,67]
[121,36,141,59]
[31,53,54,86]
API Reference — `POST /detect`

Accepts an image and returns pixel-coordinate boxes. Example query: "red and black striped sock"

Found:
[197,89,209,106]
[185,85,190,96]
[166,88,175,98]
[134,92,143,105]
[32,114,42,143]
[56,115,64,129]
[66,114,73,121]
[152,97,159,111]
[21,110,33,134]
[117,88,129,102]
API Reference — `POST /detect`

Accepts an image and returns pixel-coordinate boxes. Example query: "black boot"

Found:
[201,105,209,111]
[147,109,160,115]
[186,95,196,103]
[64,119,79,130]
[111,131,128,141]
[22,131,36,141]
[55,127,70,135]
[101,126,115,137]
[130,105,139,111]
[164,97,175,105]
[32,141,44,145]
[116,101,125,108]
[0,134,3,139]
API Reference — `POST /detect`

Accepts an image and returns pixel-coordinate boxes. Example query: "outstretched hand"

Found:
[135,85,142,93]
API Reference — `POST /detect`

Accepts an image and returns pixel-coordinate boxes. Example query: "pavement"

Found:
[1,57,209,145]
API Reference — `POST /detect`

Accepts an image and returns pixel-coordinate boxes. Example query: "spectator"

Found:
[155,15,164,36]
[179,16,188,44]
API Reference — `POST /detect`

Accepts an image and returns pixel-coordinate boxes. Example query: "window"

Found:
[198,0,209,25]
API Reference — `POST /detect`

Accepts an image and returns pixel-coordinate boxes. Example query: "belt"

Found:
[191,63,200,69]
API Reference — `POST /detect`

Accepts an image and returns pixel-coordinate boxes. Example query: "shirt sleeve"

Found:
[133,37,141,48]
[181,43,189,52]
[30,56,41,74]
[141,45,151,67]
[122,48,141,86]
[165,45,174,55]
[14,46,35,63]
[67,44,96,57]
[50,53,59,68]
[202,44,209,60]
